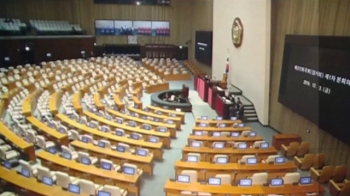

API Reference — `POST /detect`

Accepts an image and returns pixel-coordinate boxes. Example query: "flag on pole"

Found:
[225,54,230,74]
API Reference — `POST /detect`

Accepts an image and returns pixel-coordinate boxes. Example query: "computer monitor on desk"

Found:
[98,191,111,196]
[246,157,257,165]
[123,166,135,175]
[47,147,57,154]
[216,116,223,120]
[177,175,190,183]
[275,157,285,164]
[62,152,72,160]
[249,131,257,137]
[260,142,269,149]
[81,136,89,143]
[216,157,228,164]
[137,148,147,156]
[208,177,221,185]
[213,132,221,137]
[218,123,226,128]
[270,178,284,186]
[199,123,208,127]
[213,142,224,149]
[191,141,201,147]
[3,161,11,169]
[149,136,159,143]
[187,155,198,162]
[299,177,312,185]
[239,179,252,186]
[201,116,208,120]
[194,131,203,136]
[116,145,126,152]
[42,176,53,186]
[231,117,238,120]
[97,141,106,148]
[238,143,248,149]
[101,161,112,171]
[68,184,80,194]
[231,132,240,137]
[81,157,91,165]
[21,168,30,178]
[237,123,244,127]
[115,130,123,136]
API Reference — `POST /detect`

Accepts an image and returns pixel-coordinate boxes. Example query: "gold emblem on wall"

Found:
[231,17,243,47]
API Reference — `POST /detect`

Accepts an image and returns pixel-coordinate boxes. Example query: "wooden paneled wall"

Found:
[270,0,350,174]
[0,0,192,46]
[188,0,213,75]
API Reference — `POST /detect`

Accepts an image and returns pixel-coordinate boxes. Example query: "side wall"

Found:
[212,0,271,125]
[270,0,350,173]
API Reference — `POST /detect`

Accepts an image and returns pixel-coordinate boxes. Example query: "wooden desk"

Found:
[113,94,125,110]
[147,105,185,123]
[106,109,177,138]
[84,110,172,148]
[174,160,297,181]
[272,134,302,150]
[49,91,62,116]
[27,116,69,146]
[0,88,20,106]
[70,140,154,175]
[72,92,83,115]
[187,135,263,147]
[0,121,36,162]
[0,167,89,196]
[22,89,42,117]
[261,183,325,195]
[93,93,104,110]
[57,114,164,160]
[192,126,251,133]
[164,180,263,196]
[145,82,169,94]
[195,119,242,126]
[132,96,143,109]
[37,151,141,196]
[129,107,182,128]
[182,146,278,162]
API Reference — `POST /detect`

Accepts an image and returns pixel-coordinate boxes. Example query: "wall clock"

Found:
[231,17,243,47]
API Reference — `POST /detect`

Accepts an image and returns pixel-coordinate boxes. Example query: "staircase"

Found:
[228,84,258,123]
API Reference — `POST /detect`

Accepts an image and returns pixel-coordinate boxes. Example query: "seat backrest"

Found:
[339,181,350,196]
[180,170,198,183]
[123,163,137,170]
[252,141,265,148]
[37,166,51,181]
[286,142,299,156]
[319,166,335,182]
[297,141,310,156]
[61,145,72,154]
[251,172,268,185]
[264,155,281,163]
[300,154,316,169]
[312,153,326,169]
[118,143,130,151]
[19,160,35,177]
[240,155,255,163]
[55,171,71,189]
[36,136,46,149]
[332,166,348,182]
[213,154,228,163]
[70,130,80,140]
[78,151,89,159]
[241,131,250,137]
[215,174,231,184]
[282,172,300,184]
[187,153,200,161]
[100,158,113,166]
[84,135,94,143]
[100,139,111,148]
[100,185,122,196]
[79,179,96,195]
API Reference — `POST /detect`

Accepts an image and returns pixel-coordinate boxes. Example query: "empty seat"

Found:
[77,151,98,165]
[98,185,128,196]
[296,141,310,157]
[215,174,231,184]
[61,145,78,160]
[19,160,38,177]
[250,172,268,185]
[187,153,200,162]
[282,172,300,184]
[36,135,55,150]
[310,166,335,183]
[180,170,198,183]
[37,166,56,181]
[312,153,326,169]
[281,142,299,157]
[213,154,228,163]
[79,179,101,195]
[238,155,255,163]
[262,155,281,164]
[329,179,350,196]
[100,159,120,171]
[331,166,348,183]
[294,153,315,170]
[123,163,143,175]
[55,171,79,189]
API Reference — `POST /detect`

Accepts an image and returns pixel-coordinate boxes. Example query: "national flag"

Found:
[225,55,230,74]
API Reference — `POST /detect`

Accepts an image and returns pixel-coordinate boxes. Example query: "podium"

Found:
[198,76,210,102]
[215,94,234,119]
[208,82,222,109]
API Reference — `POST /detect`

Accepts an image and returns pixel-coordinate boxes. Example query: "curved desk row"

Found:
[195,119,241,126]
[147,105,185,123]
[187,134,264,147]
[83,110,172,148]
[37,151,141,196]
[128,107,182,127]
[182,146,278,162]
[57,114,164,160]
[164,180,325,196]
[192,126,251,133]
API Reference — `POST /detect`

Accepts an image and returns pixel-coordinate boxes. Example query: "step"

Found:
[245,113,257,117]
[244,106,255,110]
[245,109,256,114]
[246,117,258,121]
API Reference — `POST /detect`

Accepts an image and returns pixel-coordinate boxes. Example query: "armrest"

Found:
[310,167,320,181]
[329,180,342,196]
[293,156,302,167]
[281,144,288,151]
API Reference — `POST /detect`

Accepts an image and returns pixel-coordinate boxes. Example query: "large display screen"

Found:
[278,35,350,145]
[95,20,169,36]
[195,31,213,65]
[95,20,115,35]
